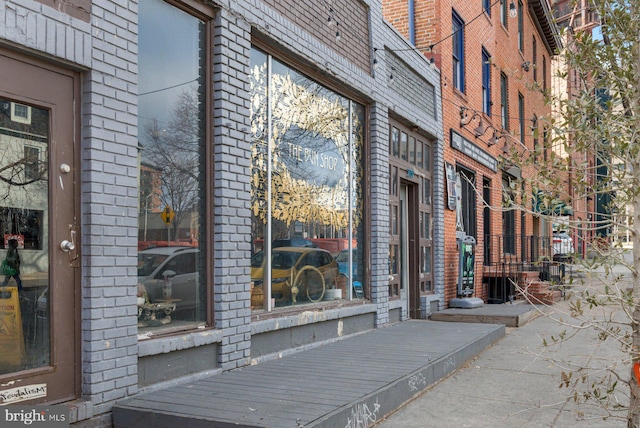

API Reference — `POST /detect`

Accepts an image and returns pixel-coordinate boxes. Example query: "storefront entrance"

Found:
[0,49,79,404]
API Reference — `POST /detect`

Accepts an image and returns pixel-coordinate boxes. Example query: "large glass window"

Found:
[137,0,207,332]
[249,47,365,309]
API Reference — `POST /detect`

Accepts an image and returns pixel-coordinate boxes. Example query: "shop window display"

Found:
[249,48,365,309]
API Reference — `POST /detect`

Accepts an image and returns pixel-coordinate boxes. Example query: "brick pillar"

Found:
[213,10,253,371]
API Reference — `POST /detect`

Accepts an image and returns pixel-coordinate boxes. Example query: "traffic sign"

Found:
[160,205,175,224]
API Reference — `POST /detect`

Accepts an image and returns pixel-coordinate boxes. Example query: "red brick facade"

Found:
[384,0,557,305]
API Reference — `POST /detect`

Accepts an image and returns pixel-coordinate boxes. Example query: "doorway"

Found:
[0,49,80,404]
[399,181,420,319]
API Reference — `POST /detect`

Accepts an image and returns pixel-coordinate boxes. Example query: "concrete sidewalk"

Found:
[375,271,631,427]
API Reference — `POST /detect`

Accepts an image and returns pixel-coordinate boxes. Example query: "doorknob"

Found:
[61,224,79,267]
[60,240,75,252]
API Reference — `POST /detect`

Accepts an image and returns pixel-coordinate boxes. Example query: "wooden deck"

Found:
[113,320,506,428]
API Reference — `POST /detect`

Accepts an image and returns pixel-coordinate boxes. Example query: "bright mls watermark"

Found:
[1,406,68,427]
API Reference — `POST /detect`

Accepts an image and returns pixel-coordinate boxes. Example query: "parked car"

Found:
[272,237,317,248]
[138,246,199,313]
[553,231,574,262]
[251,247,338,304]
[335,249,358,277]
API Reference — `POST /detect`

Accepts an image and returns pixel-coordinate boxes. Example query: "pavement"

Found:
[374,258,633,427]
[113,252,635,428]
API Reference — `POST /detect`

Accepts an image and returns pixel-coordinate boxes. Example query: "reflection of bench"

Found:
[137,302,176,327]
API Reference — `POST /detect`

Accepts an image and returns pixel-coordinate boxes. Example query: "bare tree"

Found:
[500,1,640,425]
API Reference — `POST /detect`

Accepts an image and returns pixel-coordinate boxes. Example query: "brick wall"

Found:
[34,0,90,22]
[262,0,371,73]
[80,0,139,417]
[212,8,253,371]
[384,0,555,305]
[1,0,445,421]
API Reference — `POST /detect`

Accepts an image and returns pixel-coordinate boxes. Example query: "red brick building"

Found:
[384,0,562,304]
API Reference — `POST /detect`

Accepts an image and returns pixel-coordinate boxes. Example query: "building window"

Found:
[518,1,524,52]
[457,167,476,238]
[533,37,538,83]
[500,0,508,27]
[482,49,492,116]
[483,0,492,16]
[532,114,539,158]
[543,56,548,92]
[452,11,465,93]
[250,47,366,309]
[10,102,31,124]
[137,0,208,332]
[23,146,41,182]
[502,176,516,254]
[500,72,509,131]
[518,93,525,144]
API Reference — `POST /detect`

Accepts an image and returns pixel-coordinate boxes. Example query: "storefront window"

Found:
[249,47,365,309]
[137,0,207,332]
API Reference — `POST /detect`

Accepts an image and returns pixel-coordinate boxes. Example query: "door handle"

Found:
[60,240,75,252]
[61,225,79,267]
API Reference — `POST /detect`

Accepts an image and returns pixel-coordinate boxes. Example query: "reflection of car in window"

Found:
[272,238,316,248]
[251,247,338,305]
[137,247,199,314]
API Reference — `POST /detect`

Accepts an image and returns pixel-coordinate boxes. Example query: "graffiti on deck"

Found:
[443,355,456,372]
[345,398,381,428]
[408,373,427,391]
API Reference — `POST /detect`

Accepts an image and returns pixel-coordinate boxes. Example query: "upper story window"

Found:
[543,56,548,92]
[500,72,509,131]
[533,37,538,83]
[482,49,492,116]
[517,1,524,52]
[500,0,508,28]
[483,0,492,16]
[452,11,465,92]
[518,92,525,144]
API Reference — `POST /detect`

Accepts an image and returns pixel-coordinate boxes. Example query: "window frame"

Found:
[500,0,508,28]
[137,0,213,331]
[532,37,538,83]
[452,10,465,93]
[483,0,492,16]
[500,72,509,131]
[482,48,492,116]
[517,0,524,52]
[518,92,525,144]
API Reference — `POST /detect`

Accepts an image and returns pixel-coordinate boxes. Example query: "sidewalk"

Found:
[113,320,506,428]
[374,265,631,427]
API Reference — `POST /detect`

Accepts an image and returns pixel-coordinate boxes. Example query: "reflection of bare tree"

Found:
[0,153,47,188]
[143,90,201,240]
